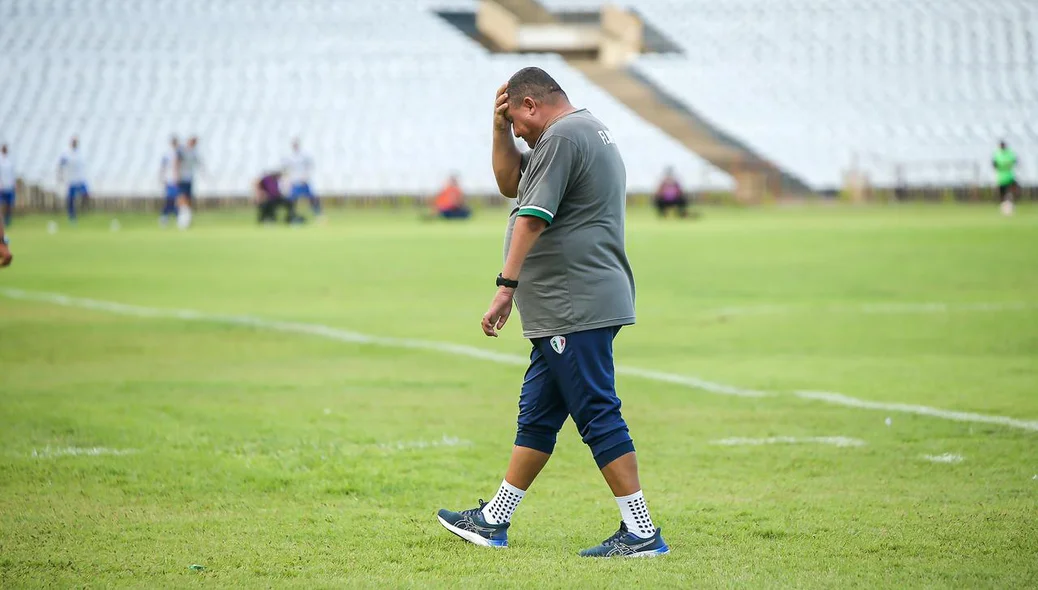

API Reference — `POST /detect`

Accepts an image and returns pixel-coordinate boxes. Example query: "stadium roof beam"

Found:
[469,0,813,200]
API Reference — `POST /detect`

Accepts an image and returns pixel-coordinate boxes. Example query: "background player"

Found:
[283,139,322,218]
[0,144,15,227]
[57,136,89,222]
[177,136,203,206]
[0,214,11,267]
[159,136,181,227]
[993,140,1020,216]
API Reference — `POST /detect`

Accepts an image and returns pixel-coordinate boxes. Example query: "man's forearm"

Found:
[493,129,522,199]
[502,216,547,280]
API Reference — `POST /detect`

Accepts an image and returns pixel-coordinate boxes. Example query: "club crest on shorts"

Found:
[549,335,567,354]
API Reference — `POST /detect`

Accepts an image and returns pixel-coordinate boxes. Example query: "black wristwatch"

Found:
[496,274,519,289]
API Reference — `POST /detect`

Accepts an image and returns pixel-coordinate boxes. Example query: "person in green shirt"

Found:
[993,141,1019,215]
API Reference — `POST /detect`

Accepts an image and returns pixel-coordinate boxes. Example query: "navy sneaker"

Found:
[437,500,509,548]
[579,522,670,558]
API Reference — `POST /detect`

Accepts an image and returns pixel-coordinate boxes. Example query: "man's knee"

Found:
[592,438,635,469]
[577,411,634,468]
[515,422,560,455]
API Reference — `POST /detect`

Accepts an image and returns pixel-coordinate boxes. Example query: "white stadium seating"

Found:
[0,0,733,198]
[542,0,1038,188]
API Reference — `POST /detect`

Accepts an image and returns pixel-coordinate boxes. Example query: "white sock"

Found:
[177,207,192,230]
[616,490,656,539]
[481,480,525,525]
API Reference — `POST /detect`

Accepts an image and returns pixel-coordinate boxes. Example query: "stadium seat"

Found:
[542,0,1037,188]
[0,0,733,197]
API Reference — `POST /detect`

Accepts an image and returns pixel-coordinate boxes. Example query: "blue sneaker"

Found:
[579,522,670,558]
[437,500,509,548]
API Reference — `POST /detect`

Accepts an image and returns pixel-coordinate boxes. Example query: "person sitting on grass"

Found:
[255,171,298,224]
[429,174,471,220]
[654,167,690,218]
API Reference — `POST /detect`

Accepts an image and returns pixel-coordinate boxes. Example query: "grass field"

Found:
[1,205,1036,588]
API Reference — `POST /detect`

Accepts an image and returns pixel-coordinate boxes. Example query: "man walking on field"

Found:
[437,67,669,558]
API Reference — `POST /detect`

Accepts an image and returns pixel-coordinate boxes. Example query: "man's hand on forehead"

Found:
[494,82,512,132]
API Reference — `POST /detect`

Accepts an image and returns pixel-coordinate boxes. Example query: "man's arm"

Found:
[502,216,547,281]
[482,136,575,337]
[482,216,547,337]
[492,83,522,199]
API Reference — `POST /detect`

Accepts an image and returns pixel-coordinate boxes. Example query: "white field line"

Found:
[711,436,866,448]
[31,446,137,458]
[711,302,1036,317]
[796,391,1038,433]
[5,288,1037,432]
[923,453,965,464]
[377,435,472,452]
[0,288,766,399]
[613,366,767,398]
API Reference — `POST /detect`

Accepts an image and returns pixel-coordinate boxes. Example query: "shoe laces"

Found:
[601,521,630,546]
[460,499,488,519]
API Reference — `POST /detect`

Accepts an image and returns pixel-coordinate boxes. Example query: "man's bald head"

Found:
[506,67,567,108]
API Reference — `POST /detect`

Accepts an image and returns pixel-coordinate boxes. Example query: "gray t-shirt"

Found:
[178,147,201,181]
[503,109,635,339]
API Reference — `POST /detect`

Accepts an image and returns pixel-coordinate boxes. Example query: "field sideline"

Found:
[1,205,1036,587]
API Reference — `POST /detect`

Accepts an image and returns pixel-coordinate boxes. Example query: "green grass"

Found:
[1,205,1036,588]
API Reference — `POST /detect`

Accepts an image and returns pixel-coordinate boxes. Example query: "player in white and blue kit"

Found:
[159,136,181,226]
[177,136,203,205]
[57,137,89,222]
[0,144,16,227]
[283,139,321,216]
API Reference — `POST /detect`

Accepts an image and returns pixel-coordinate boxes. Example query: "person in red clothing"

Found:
[430,174,471,220]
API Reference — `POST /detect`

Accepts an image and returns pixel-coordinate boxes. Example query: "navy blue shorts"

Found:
[514,326,635,469]
[177,180,193,200]
[0,189,14,206]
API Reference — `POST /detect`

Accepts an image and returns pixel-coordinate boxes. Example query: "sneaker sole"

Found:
[436,515,508,549]
[627,546,670,558]
[580,545,671,558]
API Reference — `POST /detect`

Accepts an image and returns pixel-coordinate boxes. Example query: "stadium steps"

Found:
[480,0,811,199]
[565,58,813,200]
[491,0,556,23]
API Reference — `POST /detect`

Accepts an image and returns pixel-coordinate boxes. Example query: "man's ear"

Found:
[522,96,536,112]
